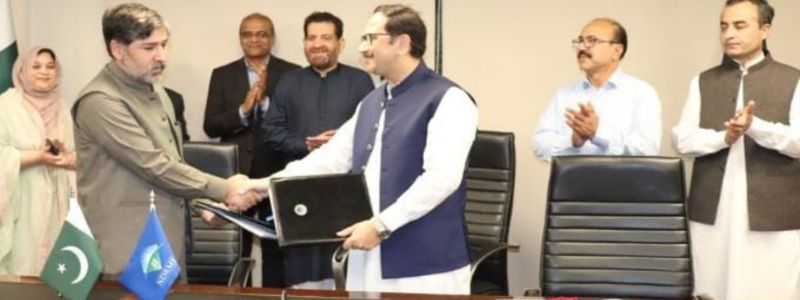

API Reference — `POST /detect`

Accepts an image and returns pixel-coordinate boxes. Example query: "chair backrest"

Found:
[465,130,515,294]
[182,142,242,285]
[542,156,693,299]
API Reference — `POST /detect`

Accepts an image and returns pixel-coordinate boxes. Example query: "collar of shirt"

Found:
[385,62,430,99]
[736,52,766,73]
[107,61,157,100]
[581,68,624,92]
[310,63,342,78]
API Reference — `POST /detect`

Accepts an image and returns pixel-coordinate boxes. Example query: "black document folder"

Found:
[268,173,373,247]
[193,200,277,239]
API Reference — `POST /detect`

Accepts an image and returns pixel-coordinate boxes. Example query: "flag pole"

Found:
[149,190,155,211]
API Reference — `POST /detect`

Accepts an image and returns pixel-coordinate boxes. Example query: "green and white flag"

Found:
[40,196,103,300]
[1,0,18,93]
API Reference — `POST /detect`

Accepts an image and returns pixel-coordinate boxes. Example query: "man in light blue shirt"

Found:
[533,18,661,160]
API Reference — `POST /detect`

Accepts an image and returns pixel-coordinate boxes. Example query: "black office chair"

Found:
[183,142,254,287]
[332,130,519,294]
[466,130,518,295]
[529,156,705,299]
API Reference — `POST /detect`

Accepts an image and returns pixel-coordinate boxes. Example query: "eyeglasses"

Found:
[241,31,271,39]
[571,36,618,49]
[360,33,392,46]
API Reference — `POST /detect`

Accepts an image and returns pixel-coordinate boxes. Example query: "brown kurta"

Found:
[72,62,228,275]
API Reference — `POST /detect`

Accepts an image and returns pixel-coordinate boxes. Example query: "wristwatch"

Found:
[372,217,392,240]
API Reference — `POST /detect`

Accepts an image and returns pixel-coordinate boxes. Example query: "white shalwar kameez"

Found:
[673,53,800,300]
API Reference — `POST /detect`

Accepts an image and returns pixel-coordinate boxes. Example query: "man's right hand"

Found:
[724,100,756,145]
[225,174,263,212]
[240,177,271,199]
[571,131,587,147]
[240,66,268,115]
[240,84,262,115]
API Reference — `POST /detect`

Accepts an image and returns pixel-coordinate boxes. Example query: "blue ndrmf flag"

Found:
[119,205,181,300]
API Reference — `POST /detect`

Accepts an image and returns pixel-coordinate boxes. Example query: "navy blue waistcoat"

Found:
[351,64,471,278]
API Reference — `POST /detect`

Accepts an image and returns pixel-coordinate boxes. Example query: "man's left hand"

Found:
[565,102,598,140]
[255,67,268,100]
[306,130,337,151]
[724,100,756,145]
[337,219,381,251]
[200,208,229,228]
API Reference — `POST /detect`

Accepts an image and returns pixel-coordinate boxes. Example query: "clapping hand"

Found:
[256,67,267,99]
[565,102,598,147]
[724,100,755,145]
[240,66,267,115]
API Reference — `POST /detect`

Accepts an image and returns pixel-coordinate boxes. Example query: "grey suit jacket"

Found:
[72,62,228,275]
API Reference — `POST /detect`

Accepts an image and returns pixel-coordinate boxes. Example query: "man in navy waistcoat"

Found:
[250,3,478,294]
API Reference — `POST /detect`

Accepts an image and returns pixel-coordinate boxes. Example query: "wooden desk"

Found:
[0,276,513,300]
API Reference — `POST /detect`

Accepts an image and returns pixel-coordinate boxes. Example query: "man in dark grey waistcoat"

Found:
[672,0,800,299]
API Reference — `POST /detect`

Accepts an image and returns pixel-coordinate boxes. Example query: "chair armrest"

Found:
[331,246,349,290]
[227,257,255,287]
[523,288,541,297]
[470,239,520,276]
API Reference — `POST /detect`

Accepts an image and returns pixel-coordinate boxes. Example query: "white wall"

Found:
[11,0,800,296]
[441,0,800,295]
[12,0,436,141]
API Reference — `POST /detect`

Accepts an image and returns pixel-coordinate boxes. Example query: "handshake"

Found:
[200,174,273,227]
[225,174,271,212]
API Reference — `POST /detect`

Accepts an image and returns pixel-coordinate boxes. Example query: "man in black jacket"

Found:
[202,12,299,287]
[165,87,190,141]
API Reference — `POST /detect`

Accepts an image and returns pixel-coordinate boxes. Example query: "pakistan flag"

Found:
[1,0,18,93]
[40,197,103,300]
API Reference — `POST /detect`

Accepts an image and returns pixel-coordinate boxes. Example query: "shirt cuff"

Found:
[239,106,250,126]
[590,124,612,150]
[746,116,770,138]
[377,208,404,232]
[259,97,270,108]
[711,130,729,150]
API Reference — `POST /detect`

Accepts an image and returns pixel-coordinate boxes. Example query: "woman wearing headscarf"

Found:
[0,47,75,276]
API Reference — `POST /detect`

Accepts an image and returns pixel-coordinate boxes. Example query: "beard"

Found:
[132,65,165,84]
[142,62,166,83]
[310,57,334,70]
[307,48,337,71]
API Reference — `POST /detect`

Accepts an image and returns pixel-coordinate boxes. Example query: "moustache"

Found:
[152,62,166,72]
[310,47,330,54]
[577,51,592,59]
